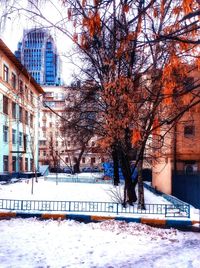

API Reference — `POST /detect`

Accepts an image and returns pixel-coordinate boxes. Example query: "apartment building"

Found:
[39,86,106,171]
[0,39,44,176]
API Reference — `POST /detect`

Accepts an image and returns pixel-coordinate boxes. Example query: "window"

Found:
[19,132,23,146]
[19,106,23,122]
[25,111,29,125]
[30,159,34,171]
[3,155,9,172]
[3,126,8,142]
[19,157,23,171]
[25,158,28,171]
[91,157,96,165]
[184,161,197,175]
[65,157,69,163]
[82,157,85,164]
[12,102,17,119]
[30,114,33,127]
[24,134,28,152]
[12,156,17,172]
[43,151,46,156]
[11,73,17,89]
[56,141,58,147]
[49,122,52,128]
[3,95,9,115]
[39,140,46,146]
[12,129,16,144]
[184,125,195,137]
[25,85,28,98]
[3,64,9,82]
[19,80,23,94]
[30,91,34,104]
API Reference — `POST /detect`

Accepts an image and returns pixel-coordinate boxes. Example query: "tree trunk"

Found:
[137,157,145,209]
[112,143,120,186]
[76,145,85,173]
[118,144,137,205]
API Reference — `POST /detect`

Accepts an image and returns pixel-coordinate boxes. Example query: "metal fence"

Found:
[0,199,190,218]
[44,174,112,184]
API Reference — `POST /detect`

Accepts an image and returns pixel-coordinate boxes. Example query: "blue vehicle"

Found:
[102,162,138,182]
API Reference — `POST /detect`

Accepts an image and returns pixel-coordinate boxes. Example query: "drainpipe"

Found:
[173,122,177,174]
[172,122,177,195]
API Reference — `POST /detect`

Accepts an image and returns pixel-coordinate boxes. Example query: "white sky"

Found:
[0,0,78,85]
[0,175,200,267]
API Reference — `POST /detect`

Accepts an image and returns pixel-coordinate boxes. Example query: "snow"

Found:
[0,218,200,267]
[0,173,200,267]
[0,175,170,204]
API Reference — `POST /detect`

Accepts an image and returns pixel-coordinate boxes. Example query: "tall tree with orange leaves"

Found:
[60,0,200,207]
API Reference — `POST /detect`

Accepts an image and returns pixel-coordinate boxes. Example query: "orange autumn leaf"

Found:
[123,4,130,13]
[182,0,193,14]
[137,16,142,34]
[80,34,87,49]
[195,57,200,71]
[73,33,78,43]
[162,64,173,78]
[131,130,141,145]
[179,41,189,51]
[153,117,160,135]
[153,8,159,18]
[182,93,191,105]
[173,6,182,15]
[127,31,135,41]
[93,0,99,5]
[160,0,165,17]
[67,9,72,20]
[94,13,101,34]
[82,17,88,27]
[163,82,175,105]
[82,0,87,7]
[73,20,77,28]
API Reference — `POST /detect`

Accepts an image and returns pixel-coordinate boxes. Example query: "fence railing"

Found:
[0,199,190,218]
[44,175,112,184]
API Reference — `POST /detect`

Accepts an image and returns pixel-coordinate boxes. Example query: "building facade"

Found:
[0,39,44,175]
[152,72,200,195]
[38,86,106,171]
[15,28,61,86]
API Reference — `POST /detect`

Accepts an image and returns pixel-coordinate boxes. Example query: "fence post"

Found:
[69,201,71,212]
[116,203,119,215]
[21,200,23,210]
[165,205,167,217]
[188,205,190,218]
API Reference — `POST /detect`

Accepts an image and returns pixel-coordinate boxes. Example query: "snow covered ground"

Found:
[0,218,200,267]
[0,174,200,267]
[0,174,170,204]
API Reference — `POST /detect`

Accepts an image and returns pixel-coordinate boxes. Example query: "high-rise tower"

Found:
[15,28,61,86]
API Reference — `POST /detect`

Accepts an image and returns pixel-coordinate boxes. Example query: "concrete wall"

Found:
[152,157,172,194]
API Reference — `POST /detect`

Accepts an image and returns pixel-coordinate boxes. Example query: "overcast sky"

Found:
[0,1,78,85]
